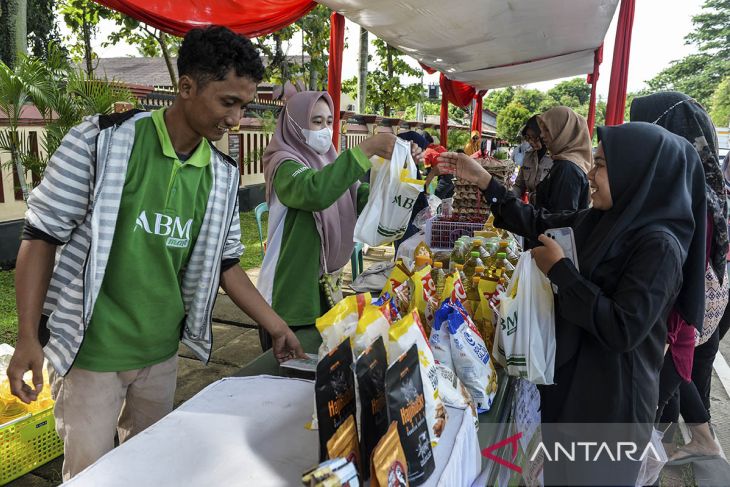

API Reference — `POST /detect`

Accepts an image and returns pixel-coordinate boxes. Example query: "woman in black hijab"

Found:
[631,91,728,463]
[437,122,707,484]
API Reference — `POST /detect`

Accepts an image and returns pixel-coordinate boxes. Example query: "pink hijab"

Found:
[263,91,359,273]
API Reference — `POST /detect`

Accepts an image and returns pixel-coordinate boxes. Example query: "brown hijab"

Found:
[537,106,593,173]
[262,91,358,273]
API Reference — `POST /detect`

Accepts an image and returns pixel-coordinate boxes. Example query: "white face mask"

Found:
[301,127,333,155]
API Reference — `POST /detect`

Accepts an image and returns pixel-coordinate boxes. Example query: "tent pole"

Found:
[587,45,603,136]
[605,0,635,125]
[327,12,346,150]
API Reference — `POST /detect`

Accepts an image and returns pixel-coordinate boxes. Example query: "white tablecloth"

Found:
[65,376,480,486]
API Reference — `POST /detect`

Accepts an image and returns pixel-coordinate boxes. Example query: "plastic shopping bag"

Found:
[494,252,555,385]
[354,138,423,246]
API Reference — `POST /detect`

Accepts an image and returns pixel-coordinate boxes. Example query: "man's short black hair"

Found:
[423,132,434,145]
[178,26,265,86]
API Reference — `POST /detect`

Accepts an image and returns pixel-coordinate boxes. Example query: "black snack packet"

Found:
[355,337,389,480]
[385,344,435,486]
[315,338,356,462]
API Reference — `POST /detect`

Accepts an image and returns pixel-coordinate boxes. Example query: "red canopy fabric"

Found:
[586,45,603,136]
[439,73,476,108]
[439,74,477,147]
[440,96,449,149]
[327,12,345,150]
[605,0,635,125]
[471,90,487,135]
[93,0,317,37]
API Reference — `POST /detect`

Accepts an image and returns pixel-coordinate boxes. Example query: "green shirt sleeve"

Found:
[273,147,372,212]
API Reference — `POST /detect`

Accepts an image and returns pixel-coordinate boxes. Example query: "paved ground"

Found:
[8,246,730,486]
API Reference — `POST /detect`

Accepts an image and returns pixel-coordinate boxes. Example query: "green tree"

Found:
[254,26,300,86]
[710,77,730,126]
[0,0,60,64]
[484,87,515,114]
[512,87,545,113]
[295,5,331,91]
[342,38,423,116]
[546,78,591,106]
[0,45,136,201]
[447,129,470,151]
[496,102,530,144]
[58,0,114,75]
[104,14,181,86]
[646,0,730,108]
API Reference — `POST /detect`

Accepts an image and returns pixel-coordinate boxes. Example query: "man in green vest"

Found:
[8,26,304,479]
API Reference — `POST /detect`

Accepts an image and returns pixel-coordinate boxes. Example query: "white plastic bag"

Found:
[635,427,668,487]
[354,138,423,246]
[494,252,556,385]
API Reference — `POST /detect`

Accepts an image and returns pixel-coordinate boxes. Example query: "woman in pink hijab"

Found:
[257,91,422,347]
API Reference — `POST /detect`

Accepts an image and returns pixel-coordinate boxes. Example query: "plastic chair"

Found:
[351,242,364,280]
[254,202,268,259]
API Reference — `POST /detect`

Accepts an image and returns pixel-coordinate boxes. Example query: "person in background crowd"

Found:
[8,26,307,480]
[510,139,530,167]
[512,115,554,204]
[533,106,591,213]
[631,91,728,463]
[437,122,707,484]
[259,92,423,346]
[464,130,481,156]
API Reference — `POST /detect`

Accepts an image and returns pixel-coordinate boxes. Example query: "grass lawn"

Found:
[0,270,17,346]
[240,210,267,270]
[0,211,267,346]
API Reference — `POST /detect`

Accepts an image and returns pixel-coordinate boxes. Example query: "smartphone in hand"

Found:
[545,227,579,271]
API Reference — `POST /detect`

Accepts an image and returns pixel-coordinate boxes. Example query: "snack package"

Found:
[316,294,370,352]
[441,271,467,304]
[302,458,360,487]
[386,344,435,486]
[370,422,409,487]
[429,301,453,370]
[355,337,389,480]
[436,364,478,429]
[316,339,357,461]
[388,311,446,447]
[392,280,412,317]
[408,265,439,336]
[476,278,500,353]
[372,292,401,324]
[326,414,361,474]
[447,301,498,412]
[353,306,391,358]
[382,261,413,298]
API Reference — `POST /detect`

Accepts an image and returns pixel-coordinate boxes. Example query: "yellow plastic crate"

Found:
[0,407,63,485]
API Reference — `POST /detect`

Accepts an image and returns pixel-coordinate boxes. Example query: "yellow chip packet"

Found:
[370,422,409,487]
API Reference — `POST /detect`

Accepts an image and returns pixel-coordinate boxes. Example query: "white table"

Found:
[65,376,480,486]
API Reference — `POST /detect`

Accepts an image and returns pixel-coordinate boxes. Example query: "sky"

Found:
[82,0,705,99]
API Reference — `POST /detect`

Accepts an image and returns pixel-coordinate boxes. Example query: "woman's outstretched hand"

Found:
[436,152,492,190]
[358,134,425,165]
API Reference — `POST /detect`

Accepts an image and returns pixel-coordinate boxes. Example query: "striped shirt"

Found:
[25,111,244,375]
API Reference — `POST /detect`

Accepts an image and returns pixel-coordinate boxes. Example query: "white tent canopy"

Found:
[317,0,619,90]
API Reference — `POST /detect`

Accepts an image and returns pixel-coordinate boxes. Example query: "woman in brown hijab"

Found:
[532,106,592,213]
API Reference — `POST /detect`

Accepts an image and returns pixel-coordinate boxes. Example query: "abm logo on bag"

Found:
[500,311,518,336]
[392,194,416,210]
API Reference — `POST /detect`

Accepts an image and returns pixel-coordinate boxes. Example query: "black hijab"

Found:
[630,91,728,284]
[575,122,707,331]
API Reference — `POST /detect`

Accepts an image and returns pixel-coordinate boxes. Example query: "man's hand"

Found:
[436,152,492,190]
[532,234,566,275]
[8,338,45,403]
[271,327,307,363]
